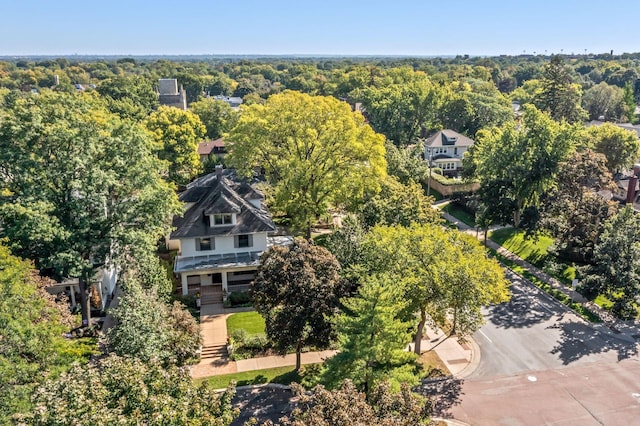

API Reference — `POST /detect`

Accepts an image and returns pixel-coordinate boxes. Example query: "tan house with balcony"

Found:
[168,166,287,304]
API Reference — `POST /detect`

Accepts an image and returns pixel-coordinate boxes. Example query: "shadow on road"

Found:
[488,293,555,329]
[415,376,464,418]
[550,320,638,365]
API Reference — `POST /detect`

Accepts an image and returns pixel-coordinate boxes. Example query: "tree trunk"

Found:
[78,275,91,327]
[414,309,427,354]
[295,340,302,371]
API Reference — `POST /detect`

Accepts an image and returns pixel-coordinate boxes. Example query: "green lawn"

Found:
[489,227,575,283]
[197,365,303,389]
[489,228,553,266]
[442,203,476,227]
[226,311,265,337]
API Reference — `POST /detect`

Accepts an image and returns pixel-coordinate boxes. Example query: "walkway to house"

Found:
[440,208,640,342]
[190,302,477,379]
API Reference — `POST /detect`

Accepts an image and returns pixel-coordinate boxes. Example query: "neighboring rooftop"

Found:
[198,138,226,155]
[424,129,475,148]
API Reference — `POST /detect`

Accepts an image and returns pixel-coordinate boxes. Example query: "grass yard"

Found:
[489,228,553,266]
[226,311,265,337]
[197,365,304,389]
[489,227,576,283]
[442,203,476,227]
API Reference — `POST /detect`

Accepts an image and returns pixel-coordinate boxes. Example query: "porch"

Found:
[181,268,256,304]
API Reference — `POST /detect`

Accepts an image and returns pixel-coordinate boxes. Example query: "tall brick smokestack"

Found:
[626,164,640,204]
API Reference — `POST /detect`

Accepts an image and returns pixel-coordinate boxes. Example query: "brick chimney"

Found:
[625,164,640,204]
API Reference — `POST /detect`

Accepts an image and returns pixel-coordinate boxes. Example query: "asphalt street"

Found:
[451,270,640,425]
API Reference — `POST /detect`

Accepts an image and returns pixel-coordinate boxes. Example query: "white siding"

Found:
[180,232,268,257]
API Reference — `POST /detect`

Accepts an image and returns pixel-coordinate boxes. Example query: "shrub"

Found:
[230,329,248,345]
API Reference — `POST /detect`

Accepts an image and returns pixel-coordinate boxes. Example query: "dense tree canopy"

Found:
[264,381,431,426]
[584,123,640,173]
[465,105,580,226]
[189,97,239,140]
[228,91,387,236]
[582,207,640,319]
[144,105,207,184]
[0,244,94,422]
[30,355,238,425]
[0,91,180,325]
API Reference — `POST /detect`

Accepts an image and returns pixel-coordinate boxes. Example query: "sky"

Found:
[2,0,639,57]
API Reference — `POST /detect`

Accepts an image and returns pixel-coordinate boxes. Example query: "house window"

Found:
[235,234,253,248]
[213,213,233,225]
[454,147,458,155]
[196,237,213,251]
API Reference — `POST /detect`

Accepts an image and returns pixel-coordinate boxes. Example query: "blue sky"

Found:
[2,0,638,56]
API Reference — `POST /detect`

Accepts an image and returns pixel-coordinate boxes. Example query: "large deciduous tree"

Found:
[96,75,158,120]
[145,105,206,185]
[582,207,640,319]
[252,238,344,370]
[541,150,618,263]
[30,355,238,425]
[360,225,510,354]
[0,244,94,422]
[582,82,624,121]
[227,91,386,237]
[359,175,440,229]
[464,105,579,227]
[585,123,640,174]
[189,97,239,140]
[0,91,180,327]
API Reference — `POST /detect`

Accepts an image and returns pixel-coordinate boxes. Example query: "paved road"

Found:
[449,270,640,425]
[471,270,638,378]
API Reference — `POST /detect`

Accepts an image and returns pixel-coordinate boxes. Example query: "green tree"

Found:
[107,277,201,366]
[465,105,579,226]
[265,380,431,426]
[582,82,624,121]
[96,75,158,120]
[252,239,344,370]
[29,355,238,425]
[322,274,419,394]
[361,225,509,354]
[534,55,587,123]
[538,148,618,259]
[359,175,440,228]
[228,91,387,237]
[0,91,180,327]
[384,141,429,185]
[623,82,637,123]
[359,76,442,145]
[0,244,94,422]
[145,105,206,184]
[585,123,640,173]
[189,97,239,139]
[582,207,640,319]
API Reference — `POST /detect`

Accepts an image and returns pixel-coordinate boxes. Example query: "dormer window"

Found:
[213,213,233,225]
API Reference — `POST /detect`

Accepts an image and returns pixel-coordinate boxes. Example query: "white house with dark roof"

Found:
[423,129,475,176]
[169,166,286,303]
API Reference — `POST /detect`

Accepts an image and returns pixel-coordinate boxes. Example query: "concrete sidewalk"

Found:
[191,301,478,379]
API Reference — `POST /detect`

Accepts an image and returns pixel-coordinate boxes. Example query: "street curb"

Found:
[214,382,292,393]
[432,417,471,426]
[454,336,481,379]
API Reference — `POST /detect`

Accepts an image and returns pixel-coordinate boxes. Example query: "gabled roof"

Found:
[198,138,226,155]
[424,129,475,148]
[171,169,275,239]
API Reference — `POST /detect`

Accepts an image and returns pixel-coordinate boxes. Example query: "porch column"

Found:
[181,274,189,296]
[221,271,228,293]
